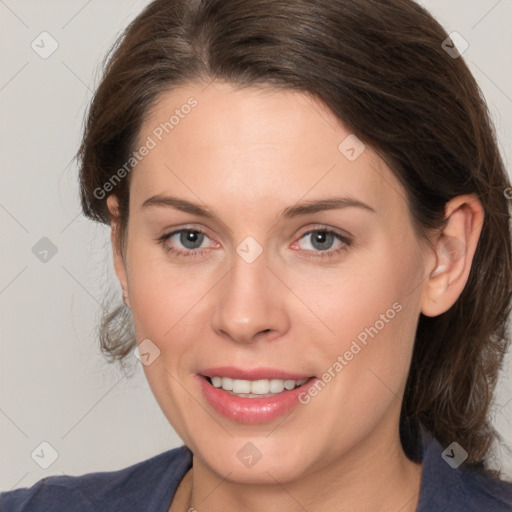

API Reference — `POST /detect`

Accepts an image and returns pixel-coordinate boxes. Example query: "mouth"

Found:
[197,368,318,423]
[202,375,312,398]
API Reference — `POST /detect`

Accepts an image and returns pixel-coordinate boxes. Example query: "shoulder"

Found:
[418,434,512,512]
[0,445,192,512]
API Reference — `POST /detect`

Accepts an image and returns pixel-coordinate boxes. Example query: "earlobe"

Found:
[122,288,131,309]
[106,195,130,308]
[421,195,484,317]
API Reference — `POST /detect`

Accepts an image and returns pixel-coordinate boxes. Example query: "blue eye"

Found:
[158,229,212,258]
[157,226,351,260]
[171,230,207,250]
[295,229,351,259]
[299,230,341,251]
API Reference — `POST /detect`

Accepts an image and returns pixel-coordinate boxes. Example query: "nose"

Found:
[210,247,290,345]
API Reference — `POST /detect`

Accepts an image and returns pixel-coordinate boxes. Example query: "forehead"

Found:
[131,80,407,223]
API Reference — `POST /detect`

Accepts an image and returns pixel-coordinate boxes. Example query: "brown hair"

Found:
[76,0,512,472]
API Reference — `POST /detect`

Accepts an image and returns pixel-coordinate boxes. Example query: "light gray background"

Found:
[1,0,511,491]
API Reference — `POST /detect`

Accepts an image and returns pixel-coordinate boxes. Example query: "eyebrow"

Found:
[141,194,376,219]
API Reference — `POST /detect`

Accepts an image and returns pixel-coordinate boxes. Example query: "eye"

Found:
[293,228,351,259]
[157,226,351,260]
[157,228,216,258]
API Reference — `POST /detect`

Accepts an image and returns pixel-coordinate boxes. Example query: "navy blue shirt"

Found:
[1,435,511,511]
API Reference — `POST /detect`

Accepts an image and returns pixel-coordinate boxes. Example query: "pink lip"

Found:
[199,366,312,381]
[197,368,318,424]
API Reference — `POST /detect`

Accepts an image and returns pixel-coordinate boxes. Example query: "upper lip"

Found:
[200,366,314,381]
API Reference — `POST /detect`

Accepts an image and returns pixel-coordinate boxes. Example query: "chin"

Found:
[189,433,321,484]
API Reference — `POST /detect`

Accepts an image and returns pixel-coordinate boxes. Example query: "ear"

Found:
[106,195,130,309]
[421,194,484,317]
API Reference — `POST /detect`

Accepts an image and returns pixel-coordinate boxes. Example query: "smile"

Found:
[208,376,309,397]
[197,368,317,423]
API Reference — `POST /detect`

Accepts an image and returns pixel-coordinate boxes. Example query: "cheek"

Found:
[126,239,219,341]
[309,239,422,399]
[314,243,419,346]
[125,245,219,442]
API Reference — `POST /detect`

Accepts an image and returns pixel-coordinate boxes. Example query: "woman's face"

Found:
[110,80,432,483]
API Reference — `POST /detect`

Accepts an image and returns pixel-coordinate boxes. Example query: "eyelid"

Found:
[162,225,218,246]
[294,223,352,243]
[300,223,349,235]
[158,223,216,241]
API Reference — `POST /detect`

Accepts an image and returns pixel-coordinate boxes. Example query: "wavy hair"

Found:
[76,0,512,473]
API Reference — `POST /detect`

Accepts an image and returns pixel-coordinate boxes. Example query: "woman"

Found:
[2,0,511,510]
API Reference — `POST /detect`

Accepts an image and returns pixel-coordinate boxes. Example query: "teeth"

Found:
[221,377,233,390]
[250,379,270,394]
[209,376,308,396]
[211,376,222,388]
[269,379,284,393]
[232,379,251,394]
[284,379,296,390]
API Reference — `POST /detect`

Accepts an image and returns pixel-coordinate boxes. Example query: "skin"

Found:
[107,80,484,512]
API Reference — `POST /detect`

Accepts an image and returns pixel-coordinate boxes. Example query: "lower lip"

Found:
[198,376,317,424]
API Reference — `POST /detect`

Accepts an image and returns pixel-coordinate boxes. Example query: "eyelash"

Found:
[156,226,351,260]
